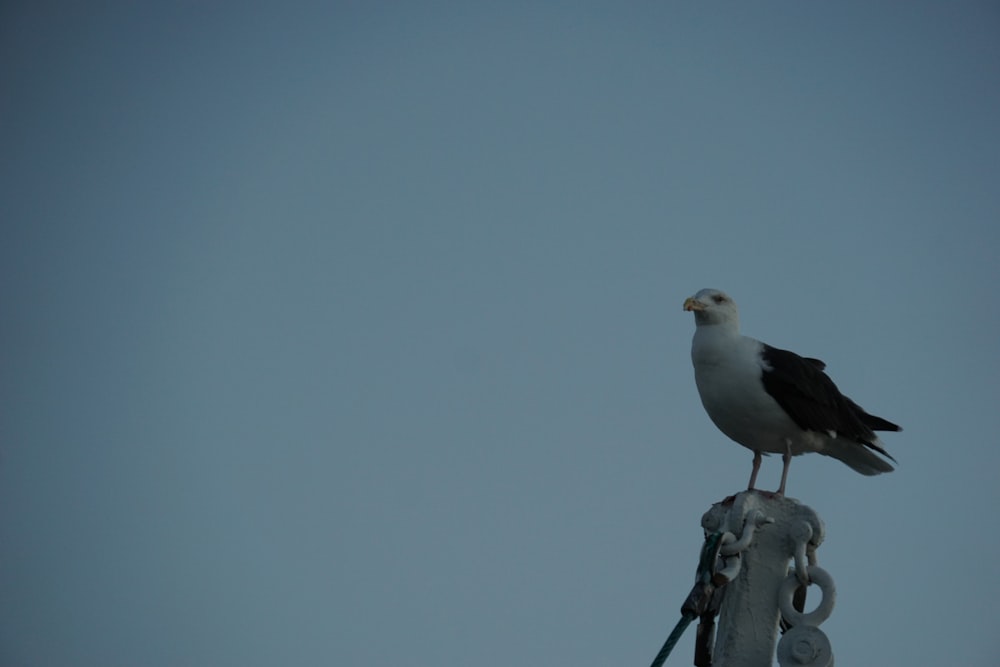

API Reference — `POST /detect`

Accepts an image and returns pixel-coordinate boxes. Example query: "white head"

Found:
[683,288,740,329]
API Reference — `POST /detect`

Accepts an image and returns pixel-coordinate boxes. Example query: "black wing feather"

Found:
[803,357,826,370]
[760,345,900,459]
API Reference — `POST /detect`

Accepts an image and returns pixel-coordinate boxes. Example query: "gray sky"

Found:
[2,2,998,666]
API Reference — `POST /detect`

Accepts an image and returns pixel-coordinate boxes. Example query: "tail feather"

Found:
[823,439,895,476]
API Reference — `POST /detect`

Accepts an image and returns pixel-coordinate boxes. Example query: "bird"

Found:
[683,288,901,496]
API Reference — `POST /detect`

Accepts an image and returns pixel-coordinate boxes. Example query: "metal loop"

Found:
[778,566,836,628]
[791,521,813,585]
[720,509,773,556]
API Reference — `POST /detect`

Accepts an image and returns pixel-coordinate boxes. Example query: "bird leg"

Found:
[747,450,762,490]
[776,442,792,496]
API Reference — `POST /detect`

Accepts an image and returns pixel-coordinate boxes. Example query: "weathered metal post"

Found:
[701,492,835,667]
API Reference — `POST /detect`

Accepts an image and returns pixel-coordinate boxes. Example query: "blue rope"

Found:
[649,614,695,667]
[647,532,724,667]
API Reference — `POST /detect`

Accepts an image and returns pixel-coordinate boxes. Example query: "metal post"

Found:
[701,492,831,667]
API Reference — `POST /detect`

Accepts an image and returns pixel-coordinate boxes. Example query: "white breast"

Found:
[691,331,818,455]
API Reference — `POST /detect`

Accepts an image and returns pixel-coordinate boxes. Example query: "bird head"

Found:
[683,288,740,327]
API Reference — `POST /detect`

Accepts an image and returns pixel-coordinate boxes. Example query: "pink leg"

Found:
[777,444,792,496]
[747,450,762,490]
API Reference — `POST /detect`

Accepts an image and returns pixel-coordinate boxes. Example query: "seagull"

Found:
[683,288,901,496]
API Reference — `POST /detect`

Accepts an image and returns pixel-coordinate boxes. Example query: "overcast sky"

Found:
[2,2,999,666]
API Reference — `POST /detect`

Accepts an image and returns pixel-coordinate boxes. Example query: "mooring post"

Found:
[700,491,834,667]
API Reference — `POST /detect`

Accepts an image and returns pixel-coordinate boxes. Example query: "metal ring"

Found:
[778,566,836,627]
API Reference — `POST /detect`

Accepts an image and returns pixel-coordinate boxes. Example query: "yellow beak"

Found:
[683,297,705,312]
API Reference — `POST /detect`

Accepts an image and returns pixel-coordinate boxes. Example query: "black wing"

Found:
[760,344,900,459]
[803,357,826,370]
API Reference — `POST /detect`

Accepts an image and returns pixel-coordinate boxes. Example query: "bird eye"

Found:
[712,295,726,304]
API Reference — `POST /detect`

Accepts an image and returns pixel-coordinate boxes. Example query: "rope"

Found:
[647,532,724,667]
[649,614,695,667]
